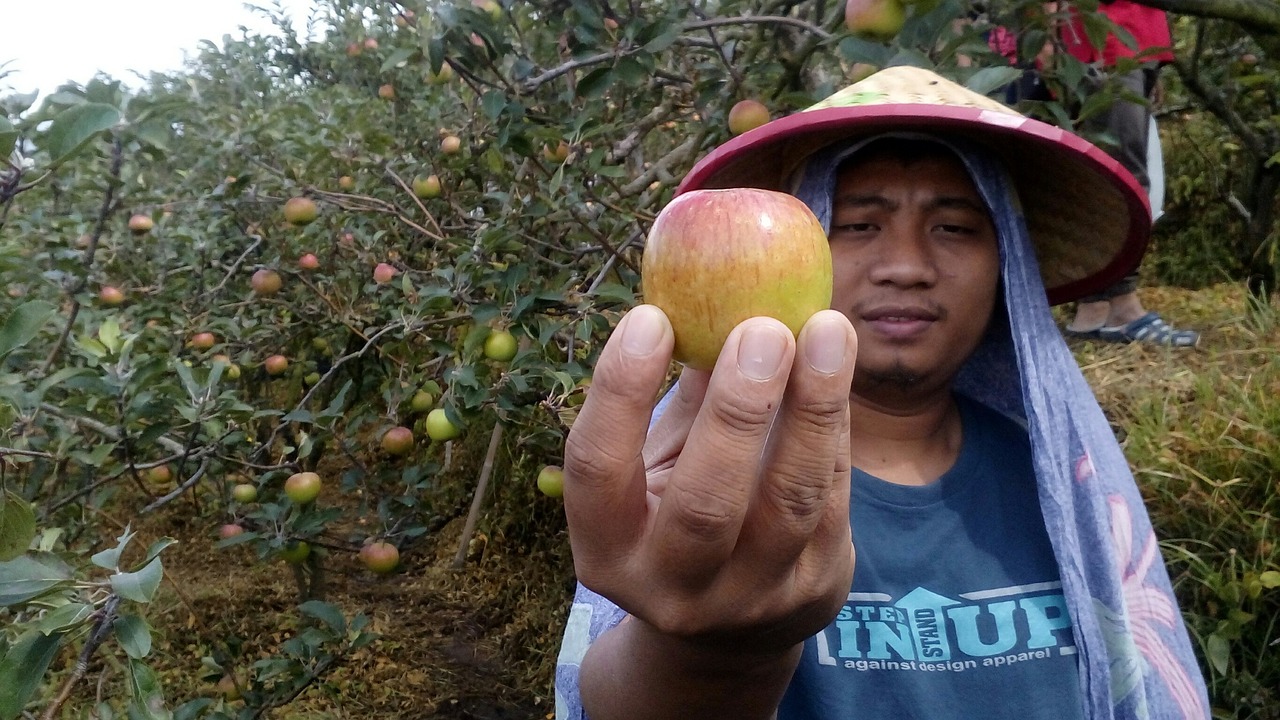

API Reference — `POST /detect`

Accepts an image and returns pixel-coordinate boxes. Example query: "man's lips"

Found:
[859,306,940,339]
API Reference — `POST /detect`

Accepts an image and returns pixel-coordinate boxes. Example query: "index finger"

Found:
[563,305,675,580]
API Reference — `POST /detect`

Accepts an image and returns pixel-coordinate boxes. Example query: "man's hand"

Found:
[564,304,857,657]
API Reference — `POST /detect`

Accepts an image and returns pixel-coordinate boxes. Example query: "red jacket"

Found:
[1061,0,1174,66]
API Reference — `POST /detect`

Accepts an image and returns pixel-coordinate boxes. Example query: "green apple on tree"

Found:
[279,541,311,564]
[844,0,907,40]
[642,188,833,370]
[425,408,461,441]
[283,197,318,225]
[413,175,442,199]
[284,471,321,504]
[727,99,770,135]
[231,483,258,503]
[536,465,564,498]
[483,329,518,362]
[410,390,435,413]
[145,464,173,485]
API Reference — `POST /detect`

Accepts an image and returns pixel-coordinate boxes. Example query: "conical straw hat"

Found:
[677,66,1150,305]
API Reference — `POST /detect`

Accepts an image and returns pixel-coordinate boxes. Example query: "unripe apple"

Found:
[537,465,564,498]
[543,140,570,163]
[232,483,258,503]
[264,354,289,376]
[279,541,310,564]
[190,332,217,350]
[378,84,396,100]
[472,0,502,20]
[483,329,518,362]
[642,189,833,370]
[283,197,318,225]
[727,100,770,136]
[373,262,399,284]
[410,390,435,413]
[98,286,126,307]
[845,0,907,40]
[128,214,154,234]
[298,253,320,271]
[251,268,282,296]
[359,541,400,574]
[425,408,461,441]
[427,64,454,84]
[225,363,241,380]
[440,135,462,155]
[338,175,355,190]
[284,471,321,504]
[304,371,321,386]
[145,465,172,485]
[381,426,415,455]
[413,175,442,199]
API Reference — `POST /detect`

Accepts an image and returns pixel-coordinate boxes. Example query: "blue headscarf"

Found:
[553,134,1211,720]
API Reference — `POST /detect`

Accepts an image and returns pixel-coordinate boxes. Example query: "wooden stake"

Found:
[453,421,504,569]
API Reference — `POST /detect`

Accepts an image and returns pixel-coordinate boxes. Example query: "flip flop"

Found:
[1095,312,1200,347]
[1063,326,1104,340]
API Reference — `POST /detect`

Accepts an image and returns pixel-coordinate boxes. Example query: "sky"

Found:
[3,1,313,101]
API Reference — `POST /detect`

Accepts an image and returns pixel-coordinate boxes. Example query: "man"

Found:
[1054,0,1199,346]
[554,67,1209,719]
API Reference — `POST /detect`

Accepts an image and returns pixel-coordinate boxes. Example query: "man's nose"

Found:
[867,231,938,288]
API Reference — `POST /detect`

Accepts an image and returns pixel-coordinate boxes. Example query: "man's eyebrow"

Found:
[834,194,898,211]
[925,196,988,214]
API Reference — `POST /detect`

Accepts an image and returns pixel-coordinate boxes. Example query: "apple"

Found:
[642,188,833,370]
[145,465,172,485]
[472,0,502,20]
[98,286,126,307]
[190,332,217,350]
[128,214,154,234]
[425,408,461,441]
[264,354,289,376]
[284,471,321,504]
[346,42,362,57]
[359,541,400,574]
[251,268,282,296]
[231,483,258,503]
[373,262,399,284]
[363,37,379,50]
[604,17,619,31]
[543,140,570,163]
[845,0,907,40]
[218,523,245,540]
[413,175,442,199]
[278,541,310,564]
[483,329,518,362]
[312,337,330,353]
[283,197,318,225]
[225,363,241,380]
[303,371,321,386]
[536,465,565,498]
[427,64,454,84]
[727,100,770,136]
[440,135,462,155]
[410,390,435,413]
[850,62,879,82]
[381,426,415,455]
[338,175,355,191]
[216,675,242,701]
[298,253,320,270]
[75,233,93,249]
[378,84,396,100]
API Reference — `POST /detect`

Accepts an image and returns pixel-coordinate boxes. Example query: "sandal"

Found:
[1063,326,1104,340]
[1095,312,1200,347]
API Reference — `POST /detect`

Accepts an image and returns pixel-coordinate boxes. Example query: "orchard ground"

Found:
[72,280,1275,718]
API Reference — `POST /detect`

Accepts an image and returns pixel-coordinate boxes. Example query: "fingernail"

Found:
[737,324,787,381]
[805,316,848,375]
[621,305,665,358]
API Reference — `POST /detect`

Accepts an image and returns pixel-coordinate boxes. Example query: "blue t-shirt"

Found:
[779,395,1084,719]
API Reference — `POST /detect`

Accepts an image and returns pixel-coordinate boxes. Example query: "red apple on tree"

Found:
[642,188,833,370]
[218,523,245,540]
[251,268,282,296]
[727,100,770,136]
[381,426,415,455]
[284,471,321,504]
[298,253,320,271]
[378,84,396,100]
[98,286,126,307]
[128,214,154,234]
[363,37,379,50]
[190,332,217,350]
[373,263,399,284]
[264,354,289,376]
[359,541,400,574]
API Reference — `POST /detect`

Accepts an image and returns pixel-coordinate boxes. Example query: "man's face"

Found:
[828,150,1000,404]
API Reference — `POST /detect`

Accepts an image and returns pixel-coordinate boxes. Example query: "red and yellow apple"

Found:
[359,541,400,574]
[251,268,282,296]
[99,286,126,306]
[642,188,833,370]
[845,0,907,40]
[381,426,415,456]
[413,175,442,199]
[727,100,770,136]
[440,135,462,155]
[128,214,154,234]
[298,253,320,271]
[190,332,217,350]
[283,197,318,225]
[284,471,321,504]
[264,354,289,376]
[373,262,399,284]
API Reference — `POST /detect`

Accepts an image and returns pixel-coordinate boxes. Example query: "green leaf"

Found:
[134,538,176,571]
[115,614,152,658]
[1259,570,1280,589]
[379,47,417,73]
[92,527,136,570]
[39,102,121,165]
[965,67,1024,98]
[1205,632,1230,676]
[30,601,93,635]
[126,658,171,720]
[0,117,16,159]
[0,491,36,562]
[299,600,346,633]
[110,557,163,603]
[0,554,73,607]
[0,300,57,359]
[0,629,66,720]
[99,318,123,355]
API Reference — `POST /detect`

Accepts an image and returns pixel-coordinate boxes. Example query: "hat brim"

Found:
[676,103,1150,305]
